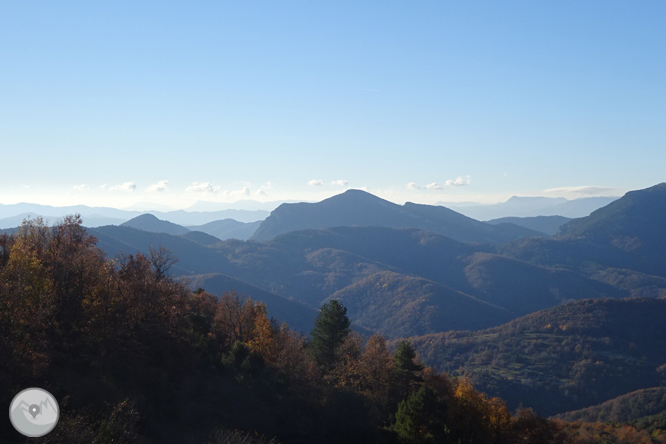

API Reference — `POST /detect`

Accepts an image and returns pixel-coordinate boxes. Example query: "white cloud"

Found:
[543,186,622,196]
[71,184,90,192]
[110,182,137,192]
[240,186,251,196]
[425,183,443,190]
[407,182,420,190]
[308,180,324,186]
[445,176,471,187]
[186,182,222,193]
[147,180,168,193]
[331,179,348,186]
[252,181,272,197]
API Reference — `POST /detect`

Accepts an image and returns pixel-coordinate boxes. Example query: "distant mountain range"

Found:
[5,183,666,420]
[0,203,268,228]
[116,214,261,241]
[121,214,191,235]
[186,219,262,241]
[66,183,663,341]
[5,184,666,343]
[499,183,666,279]
[185,199,304,212]
[0,212,127,229]
[486,215,572,236]
[442,195,619,220]
[251,189,547,243]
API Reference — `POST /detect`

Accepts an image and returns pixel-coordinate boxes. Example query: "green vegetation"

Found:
[309,300,351,369]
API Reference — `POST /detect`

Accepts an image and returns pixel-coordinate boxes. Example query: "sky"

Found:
[1,1,665,209]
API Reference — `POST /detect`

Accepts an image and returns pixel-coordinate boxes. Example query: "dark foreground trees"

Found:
[309,299,351,369]
[0,217,663,444]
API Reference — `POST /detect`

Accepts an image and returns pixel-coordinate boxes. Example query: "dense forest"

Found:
[1,217,665,443]
[408,298,666,417]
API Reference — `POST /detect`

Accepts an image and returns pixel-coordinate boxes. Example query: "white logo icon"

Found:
[9,388,59,437]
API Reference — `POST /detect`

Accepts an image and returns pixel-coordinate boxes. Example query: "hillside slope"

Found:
[409,298,666,417]
[251,189,545,243]
[121,213,191,235]
[88,224,643,338]
[187,219,261,241]
[187,273,318,334]
[554,387,666,423]
[486,215,571,236]
[327,271,514,338]
[500,183,666,279]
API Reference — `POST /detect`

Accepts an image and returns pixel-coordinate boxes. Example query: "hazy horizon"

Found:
[0,187,627,213]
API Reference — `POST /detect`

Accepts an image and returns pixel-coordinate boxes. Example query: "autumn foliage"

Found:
[0,216,663,444]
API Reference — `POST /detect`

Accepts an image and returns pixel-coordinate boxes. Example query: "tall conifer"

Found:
[309,300,351,369]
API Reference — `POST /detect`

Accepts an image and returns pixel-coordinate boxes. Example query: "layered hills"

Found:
[5,182,666,430]
[444,195,619,220]
[121,213,191,235]
[17,183,664,341]
[187,219,261,241]
[250,189,546,243]
[87,223,630,337]
[498,182,666,279]
[486,215,572,236]
[118,214,262,241]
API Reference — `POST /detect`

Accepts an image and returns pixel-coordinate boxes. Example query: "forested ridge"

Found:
[1,217,664,443]
[408,298,666,417]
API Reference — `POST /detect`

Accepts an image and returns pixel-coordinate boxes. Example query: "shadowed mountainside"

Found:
[498,183,666,279]
[486,215,571,236]
[87,224,634,339]
[250,189,546,243]
[186,273,318,334]
[187,219,261,241]
[121,213,191,235]
[553,387,666,423]
[408,298,666,417]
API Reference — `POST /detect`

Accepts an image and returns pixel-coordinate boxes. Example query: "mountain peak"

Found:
[558,183,666,267]
[121,214,190,235]
[250,190,542,243]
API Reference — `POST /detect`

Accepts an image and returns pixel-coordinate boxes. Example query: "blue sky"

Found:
[1,1,664,209]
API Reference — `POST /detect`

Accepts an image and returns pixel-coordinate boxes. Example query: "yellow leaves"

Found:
[323,333,394,404]
[247,303,278,365]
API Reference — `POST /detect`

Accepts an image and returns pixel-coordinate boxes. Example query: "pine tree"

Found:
[393,384,449,444]
[394,340,424,398]
[309,300,351,369]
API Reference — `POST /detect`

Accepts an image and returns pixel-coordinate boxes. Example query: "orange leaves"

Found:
[324,333,395,404]
[247,303,278,365]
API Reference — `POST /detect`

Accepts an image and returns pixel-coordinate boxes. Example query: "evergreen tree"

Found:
[393,384,449,444]
[309,300,351,369]
[394,340,424,398]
